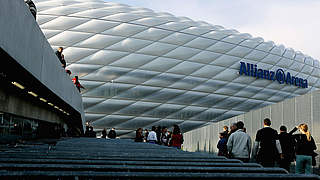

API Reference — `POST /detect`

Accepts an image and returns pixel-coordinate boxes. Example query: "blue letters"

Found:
[257,69,263,78]
[239,62,247,75]
[286,72,291,85]
[263,70,270,80]
[239,62,308,89]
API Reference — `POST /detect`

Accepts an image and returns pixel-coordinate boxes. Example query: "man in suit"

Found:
[252,118,283,167]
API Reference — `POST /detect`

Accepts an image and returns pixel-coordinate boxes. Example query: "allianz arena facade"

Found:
[35,0,320,137]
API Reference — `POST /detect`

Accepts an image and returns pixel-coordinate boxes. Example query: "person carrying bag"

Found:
[291,124,317,174]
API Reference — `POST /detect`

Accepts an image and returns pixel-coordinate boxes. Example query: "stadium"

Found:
[35,0,319,138]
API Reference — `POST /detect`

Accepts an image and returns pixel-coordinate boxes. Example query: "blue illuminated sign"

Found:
[239,62,308,88]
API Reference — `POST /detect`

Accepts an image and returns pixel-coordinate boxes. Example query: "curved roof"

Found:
[34,0,320,137]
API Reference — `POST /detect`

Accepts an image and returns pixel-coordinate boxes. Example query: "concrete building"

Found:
[0,0,84,141]
[34,0,319,139]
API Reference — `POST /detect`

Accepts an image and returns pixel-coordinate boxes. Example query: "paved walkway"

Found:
[0,138,319,179]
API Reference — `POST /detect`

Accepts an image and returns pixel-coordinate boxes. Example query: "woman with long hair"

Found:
[169,125,183,149]
[292,123,317,174]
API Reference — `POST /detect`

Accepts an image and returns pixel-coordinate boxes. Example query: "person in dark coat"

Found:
[84,126,90,137]
[66,69,72,76]
[160,127,169,146]
[55,47,66,68]
[278,125,296,172]
[252,118,283,167]
[144,129,149,142]
[101,128,107,138]
[108,128,116,139]
[135,128,144,142]
[223,126,229,135]
[217,132,228,157]
[88,126,96,137]
[156,126,162,145]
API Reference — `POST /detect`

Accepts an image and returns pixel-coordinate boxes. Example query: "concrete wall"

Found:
[183,90,320,155]
[0,88,63,124]
[0,0,84,127]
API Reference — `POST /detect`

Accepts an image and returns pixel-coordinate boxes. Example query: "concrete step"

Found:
[0,152,231,160]
[0,171,319,179]
[0,155,242,163]
[0,158,262,167]
[0,138,319,179]
[0,163,288,174]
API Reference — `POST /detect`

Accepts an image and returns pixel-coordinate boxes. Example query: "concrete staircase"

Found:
[0,138,319,179]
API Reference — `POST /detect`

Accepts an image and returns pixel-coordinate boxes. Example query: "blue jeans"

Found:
[296,155,312,174]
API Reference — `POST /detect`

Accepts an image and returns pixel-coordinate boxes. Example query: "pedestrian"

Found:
[101,128,107,138]
[227,121,252,162]
[135,128,144,142]
[278,125,296,172]
[227,123,237,139]
[223,126,228,133]
[292,124,317,174]
[88,126,96,137]
[169,125,183,149]
[144,129,149,142]
[147,126,157,144]
[217,132,228,157]
[167,130,172,144]
[84,126,90,137]
[108,128,116,139]
[72,76,85,92]
[156,126,162,144]
[161,126,169,146]
[222,125,229,136]
[55,47,66,68]
[66,69,71,76]
[24,0,37,20]
[252,118,283,167]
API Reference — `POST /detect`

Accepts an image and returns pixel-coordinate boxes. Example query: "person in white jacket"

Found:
[147,126,157,144]
[227,121,252,163]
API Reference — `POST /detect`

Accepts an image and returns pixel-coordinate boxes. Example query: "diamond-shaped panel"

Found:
[35,0,317,137]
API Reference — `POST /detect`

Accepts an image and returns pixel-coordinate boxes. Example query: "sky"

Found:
[106,0,320,61]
